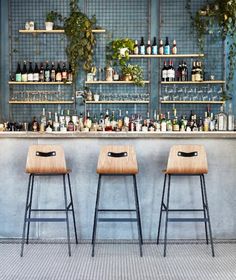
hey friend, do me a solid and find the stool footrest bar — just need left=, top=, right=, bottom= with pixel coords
left=98, top=218, right=137, bottom=222
left=30, top=208, right=72, bottom=212
left=26, top=218, right=67, bottom=222
left=168, top=218, right=207, bottom=222
left=98, top=209, right=136, bottom=212
left=164, top=209, right=204, bottom=212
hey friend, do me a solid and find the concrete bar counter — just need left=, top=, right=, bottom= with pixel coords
left=1, top=132, right=236, bottom=241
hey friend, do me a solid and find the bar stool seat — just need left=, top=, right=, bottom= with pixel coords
left=92, top=145, right=143, bottom=257
left=157, top=144, right=214, bottom=257
left=21, top=145, right=78, bottom=257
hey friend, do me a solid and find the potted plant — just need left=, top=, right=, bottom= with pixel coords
left=45, top=11, right=63, bottom=30
left=121, top=64, right=144, bottom=86
left=106, top=38, right=135, bottom=67
left=64, top=0, right=96, bottom=82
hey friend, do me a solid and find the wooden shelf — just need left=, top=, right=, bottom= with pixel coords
left=9, top=101, right=74, bottom=104
left=161, top=80, right=225, bottom=84
left=85, top=81, right=150, bottom=84
left=8, top=81, right=72, bottom=85
left=85, top=100, right=149, bottom=104
left=19, top=29, right=106, bottom=33
left=129, top=54, right=204, bottom=58
left=161, top=101, right=225, bottom=104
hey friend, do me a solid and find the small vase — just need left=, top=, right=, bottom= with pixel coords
left=123, top=74, right=132, bottom=81
left=45, top=22, right=54, bottom=31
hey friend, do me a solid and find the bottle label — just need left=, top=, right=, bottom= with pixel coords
left=159, top=46, right=164, bottom=55
left=27, top=73, right=33, bottom=82
left=152, top=46, right=157, bottom=55
left=33, top=73, right=39, bottom=82
left=146, top=46, right=151, bottom=55
left=133, top=46, right=139, bottom=55
left=56, top=72, right=62, bottom=82
left=162, top=70, right=168, bottom=79
left=164, top=46, right=170, bottom=55
left=45, top=70, right=50, bottom=82
left=172, top=46, right=177, bottom=55
left=22, top=73, right=28, bottom=82
left=140, top=46, right=145, bottom=55
left=15, top=73, right=22, bottom=82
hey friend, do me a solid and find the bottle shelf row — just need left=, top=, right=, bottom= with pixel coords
left=19, top=29, right=106, bottom=34
left=9, top=101, right=74, bottom=104
left=129, top=54, right=204, bottom=58
left=85, top=80, right=150, bottom=84
left=8, top=81, right=72, bottom=85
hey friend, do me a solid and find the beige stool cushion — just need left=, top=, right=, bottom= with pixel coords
left=97, top=145, right=138, bottom=175
left=25, top=145, right=69, bottom=174
left=165, top=144, right=208, bottom=174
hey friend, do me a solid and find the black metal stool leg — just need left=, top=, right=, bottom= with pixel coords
left=67, top=174, right=78, bottom=244
left=21, top=174, right=32, bottom=257
left=164, top=174, right=171, bottom=257
left=200, top=175, right=209, bottom=244
left=201, top=175, right=215, bottom=257
left=157, top=173, right=167, bottom=244
left=63, top=175, right=71, bottom=257
left=26, top=174, right=35, bottom=244
left=133, top=175, right=143, bottom=257
left=92, top=174, right=102, bottom=257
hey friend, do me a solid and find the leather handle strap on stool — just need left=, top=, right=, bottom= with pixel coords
left=36, top=151, right=56, bottom=157
left=177, top=151, right=198, bottom=157
left=107, top=152, right=128, bottom=158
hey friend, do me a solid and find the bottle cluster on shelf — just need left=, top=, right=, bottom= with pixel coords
left=161, top=60, right=204, bottom=82
left=13, top=61, right=73, bottom=83
left=3, top=105, right=234, bottom=133
left=133, top=36, right=177, bottom=55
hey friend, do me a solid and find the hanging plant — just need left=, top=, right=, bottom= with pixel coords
left=64, top=0, right=96, bottom=82
left=188, top=0, right=236, bottom=98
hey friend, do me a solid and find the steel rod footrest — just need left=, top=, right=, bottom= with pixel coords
left=26, top=218, right=66, bottom=222
left=167, top=218, right=207, bottom=222
left=98, top=209, right=136, bottom=212
left=98, top=218, right=137, bottom=222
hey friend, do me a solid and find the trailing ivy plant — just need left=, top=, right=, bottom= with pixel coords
left=187, top=0, right=236, bottom=99
left=64, top=0, right=96, bottom=82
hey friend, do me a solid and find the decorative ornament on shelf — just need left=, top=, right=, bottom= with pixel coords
left=187, top=0, right=236, bottom=99
left=45, top=11, right=63, bottom=30
left=121, top=64, right=144, bottom=87
left=64, top=0, right=97, bottom=82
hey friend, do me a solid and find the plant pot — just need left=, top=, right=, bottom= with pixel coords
left=122, top=74, right=132, bottom=81
left=119, top=47, right=129, bottom=57
left=45, top=22, right=54, bottom=31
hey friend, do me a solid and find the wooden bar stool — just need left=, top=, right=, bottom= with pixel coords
left=92, top=145, right=143, bottom=257
left=157, top=144, right=214, bottom=257
left=21, top=145, right=78, bottom=257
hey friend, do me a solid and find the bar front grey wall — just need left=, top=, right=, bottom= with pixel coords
left=0, top=135, right=236, bottom=240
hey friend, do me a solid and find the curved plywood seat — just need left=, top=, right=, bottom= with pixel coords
left=97, top=145, right=138, bottom=175
left=25, top=145, right=68, bottom=174
left=166, top=144, right=208, bottom=174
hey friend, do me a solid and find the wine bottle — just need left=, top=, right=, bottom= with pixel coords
left=172, top=39, right=177, bottom=54
left=167, top=60, right=175, bottom=82
left=44, top=61, right=50, bottom=82
left=161, top=61, right=168, bottom=82
left=164, top=37, right=170, bottom=55
left=140, top=37, right=145, bottom=55
left=152, top=37, right=157, bottom=55
left=15, top=62, right=22, bottom=82
left=56, top=62, right=62, bottom=82
left=21, top=61, right=28, bottom=82
left=68, top=64, right=73, bottom=82
left=191, top=61, right=196, bottom=82
left=159, top=39, right=164, bottom=55
left=62, top=62, right=68, bottom=82
left=33, top=62, right=39, bottom=82
left=39, top=62, right=44, bottom=82
left=50, top=62, right=56, bottom=82
left=146, top=40, right=151, bottom=55
left=27, top=61, right=34, bottom=82
left=133, top=40, right=139, bottom=55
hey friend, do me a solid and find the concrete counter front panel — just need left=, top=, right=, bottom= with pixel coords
left=0, top=133, right=236, bottom=241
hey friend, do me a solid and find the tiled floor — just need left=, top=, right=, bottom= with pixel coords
left=0, top=241, right=236, bottom=280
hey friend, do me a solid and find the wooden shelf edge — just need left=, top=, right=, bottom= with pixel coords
left=85, top=101, right=149, bottom=104
left=161, top=81, right=225, bottom=84
left=19, top=29, right=106, bottom=33
left=160, top=101, right=225, bottom=104
left=85, top=81, right=150, bottom=84
left=129, top=54, right=204, bottom=58
left=9, top=101, right=74, bottom=104
left=8, top=81, right=72, bottom=85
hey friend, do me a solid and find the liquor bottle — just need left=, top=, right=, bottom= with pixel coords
left=160, top=114, right=167, bottom=132
left=21, top=61, right=28, bottom=82
left=181, top=61, right=188, bottom=81
left=152, top=37, right=157, bottom=55
left=139, top=37, right=145, bottom=55
left=104, top=109, right=112, bottom=131
left=27, top=62, right=33, bottom=82
left=227, top=103, right=234, bottom=131
left=44, top=61, right=50, bottom=82
left=133, top=40, right=139, bottom=55
left=146, top=40, right=151, bottom=55
left=39, top=62, right=44, bottom=82
left=191, top=61, right=196, bottom=82
left=45, top=111, right=53, bottom=132
left=50, top=62, right=56, bottom=82
left=153, top=111, right=161, bottom=131
left=65, top=109, right=71, bottom=126
left=67, top=116, right=75, bottom=131
left=161, top=61, right=168, bottom=82
left=209, top=112, right=215, bottom=131
left=56, top=62, right=62, bottom=82
left=85, top=111, right=92, bottom=130
left=53, top=112, right=60, bottom=131
left=78, top=112, right=84, bottom=131
left=117, top=109, right=123, bottom=131
left=40, top=108, right=46, bottom=132
left=166, top=112, right=172, bottom=131
left=62, top=62, right=68, bottom=82
left=158, top=39, right=164, bottom=55
left=172, top=108, right=179, bottom=131
left=203, top=111, right=209, bottom=132
left=198, top=116, right=204, bottom=131
left=164, top=37, right=170, bottom=55
left=110, top=111, right=117, bottom=131
left=176, top=63, right=182, bottom=81
left=167, top=60, right=175, bottom=81
left=172, top=39, right=177, bottom=54
left=99, top=112, right=105, bottom=131
left=31, top=116, right=39, bottom=132
left=33, top=62, right=40, bottom=82
left=195, top=61, right=201, bottom=82
left=68, top=64, right=73, bottom=82
left=124, top=111, right=130, bottom=129
left=15, top=62, right=22, bottom=82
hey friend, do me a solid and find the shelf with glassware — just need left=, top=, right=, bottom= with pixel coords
left=85, top=100, right=149, bottom=104
left=160, top=81, right=225, bottom=85
left=18, top=29, right=106, bottom=34
left=160, top=100, right=225, bottom=104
